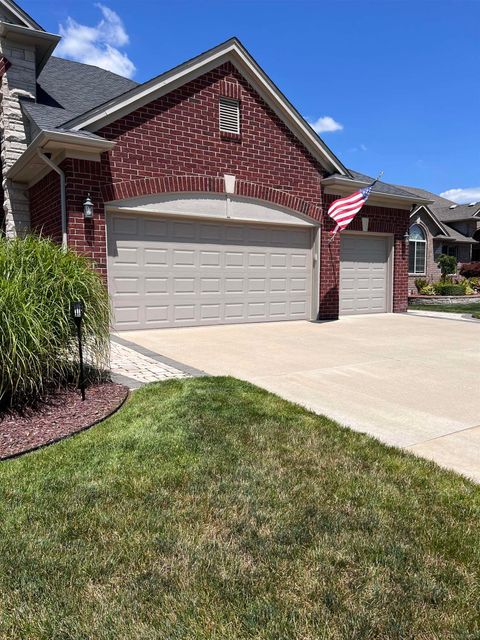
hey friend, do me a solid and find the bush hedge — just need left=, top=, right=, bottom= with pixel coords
left=460, top=262, right=480, bottom=277
left=0, top=235, right=110, bottom=408
left=434, top=283, right=465, bottom=296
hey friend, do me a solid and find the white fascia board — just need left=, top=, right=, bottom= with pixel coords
left=6, top=130, right=115, bottom=183
left=322, top=177, right=431, bottom=210
left=410, top=204, right=449, bottom=236
left=66, top=40, right=348, bottom=176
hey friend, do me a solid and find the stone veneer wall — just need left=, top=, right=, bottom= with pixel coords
left=0, top=37, right=36, bottom=236
left=409, top=294, right=480, bottom=306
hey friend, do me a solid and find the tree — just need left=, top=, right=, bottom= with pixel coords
left=437, top=254, right=457, bottom=281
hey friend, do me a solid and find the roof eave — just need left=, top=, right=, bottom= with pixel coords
left=0, top=22, right=60, bottom=72
left=6, top=130, right=115, bottom=183
left=434, top=235, right=478, bottom=244
left=62, top=38, right=349, bottom=177
left=437, top=215, right=480, bottom=223
left=322, top=176, right=433, bottom=208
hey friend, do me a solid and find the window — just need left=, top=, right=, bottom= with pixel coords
left=409, top=224, right=426, bottom=274
left=219, top=97, right=240, bottom=134
left=441, top=245, right=458, bottom=258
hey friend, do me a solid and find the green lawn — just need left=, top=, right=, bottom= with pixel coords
left=0, top=378, right=479, bottom=640
left=409, top=302, right=480, bottom=319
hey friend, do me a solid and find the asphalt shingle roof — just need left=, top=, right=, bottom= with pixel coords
left=435, top=227, right=478, bottom=244
left=328, top=170, right=425, bottom=200
left=395, top=184, right=453, bottom=208
left=433, top=204, right=480, bottom=222
left=397, top=184, right=479, bottom=244
left=24, top=56, right=138, bottom=131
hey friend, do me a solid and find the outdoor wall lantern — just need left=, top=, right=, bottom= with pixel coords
left=404, top=230, right=410, bottom=247
left=361, top=217, right=369, bottom=232
left=83, top=194, right=94, bottom=219
left=70, top=301, right=86, bottom=401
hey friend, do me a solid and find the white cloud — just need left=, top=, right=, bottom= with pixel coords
left=56, top=4, right=135, bottom=78
left=348, top=143, right=368, bottom=153
left=307, top=116, right=343, bottom=134
left=439, top=187, right=480, bottom=204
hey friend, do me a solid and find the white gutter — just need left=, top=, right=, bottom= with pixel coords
left=36, top=150, right=67, bottom=250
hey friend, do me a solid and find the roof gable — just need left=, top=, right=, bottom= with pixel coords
left=63, top=38, right=349, bottom=176
left=0, top=0, right=43, bottom=30
left=410, top=204, right=449, bottom=236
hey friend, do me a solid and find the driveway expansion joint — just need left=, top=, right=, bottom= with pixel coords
left=407, top=423, right=480, bottom=448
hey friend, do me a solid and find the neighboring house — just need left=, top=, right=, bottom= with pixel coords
left=396, top=186, right=480, bottom=292
left=0, top=0, right=428, bottom=328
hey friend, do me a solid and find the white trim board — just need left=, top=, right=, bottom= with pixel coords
left=106, top=193, right=320, bottom=228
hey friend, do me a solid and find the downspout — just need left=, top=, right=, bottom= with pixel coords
left=36, top=150, right=67, bottom=250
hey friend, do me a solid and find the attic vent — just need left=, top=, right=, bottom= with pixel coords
left=449, top=204, right=457, bottom=209
left=219, top=97, right=240, bottom=134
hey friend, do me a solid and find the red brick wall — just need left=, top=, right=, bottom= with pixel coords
left=63, top=158, right=108, bottom=276
left=97, top=62, right=326, bottom=206
left=28, top=61, right=410, bottom=319
left=29, top=170, right=62, bottom=242
left=319, top=195, right=410, bottom=319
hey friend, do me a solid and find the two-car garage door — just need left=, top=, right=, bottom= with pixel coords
left=108, top=214, right=314, bottom=330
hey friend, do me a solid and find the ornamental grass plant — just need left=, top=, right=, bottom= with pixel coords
left=0, top=235, right=110, bottom=408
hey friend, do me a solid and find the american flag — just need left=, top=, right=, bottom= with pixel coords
left=327, top=181, right=376, bottom=237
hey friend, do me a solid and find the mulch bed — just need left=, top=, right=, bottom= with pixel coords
left=0, top=382, right=129, bottom=461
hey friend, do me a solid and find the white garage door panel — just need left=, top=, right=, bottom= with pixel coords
left=340, top=234, right=389, bottom=315
left=108, top=215, right=313, bottom=329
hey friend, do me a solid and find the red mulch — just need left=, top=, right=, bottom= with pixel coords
left=0, top=382, right=129, bottom=461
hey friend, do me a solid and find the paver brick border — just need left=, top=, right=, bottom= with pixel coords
left=110, top=335, right=209, bottom=378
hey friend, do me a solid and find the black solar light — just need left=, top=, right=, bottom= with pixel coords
left=71, top=301, right=86, bottom=401
left=83, top=194, right=94, bottom=220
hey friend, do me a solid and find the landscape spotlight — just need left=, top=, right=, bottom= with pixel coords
left=70, top=301, right=86, bottom=401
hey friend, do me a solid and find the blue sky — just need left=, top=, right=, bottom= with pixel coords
left=24, top=0, right=480, bottom=201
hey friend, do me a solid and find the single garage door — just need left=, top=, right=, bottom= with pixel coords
left=108, top=214, right=314, bottom=330
left=340, top=234, right=390, bottom=315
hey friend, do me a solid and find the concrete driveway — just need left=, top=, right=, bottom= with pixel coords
left=119, top=314, right=480, bottom=482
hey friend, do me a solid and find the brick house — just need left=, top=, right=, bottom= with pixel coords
left=394, top=185, right=480, bottom=292
left=0, top=0, right=429, bottom=329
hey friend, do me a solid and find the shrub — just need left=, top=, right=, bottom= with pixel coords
left=434, top=283, right=465, bottom=296
left=0, top=235, right=110, bottom=408
left=460, top=262, right=480, bottom=277
left=460, top=278, right=476, bottom=295
left=414, top=278, right=428, bottom=293
left=468, top=277, right=480, bottom=291
left=419, top=284, right=436, bottom=295
left=436, top=254, right=458, bottom=280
